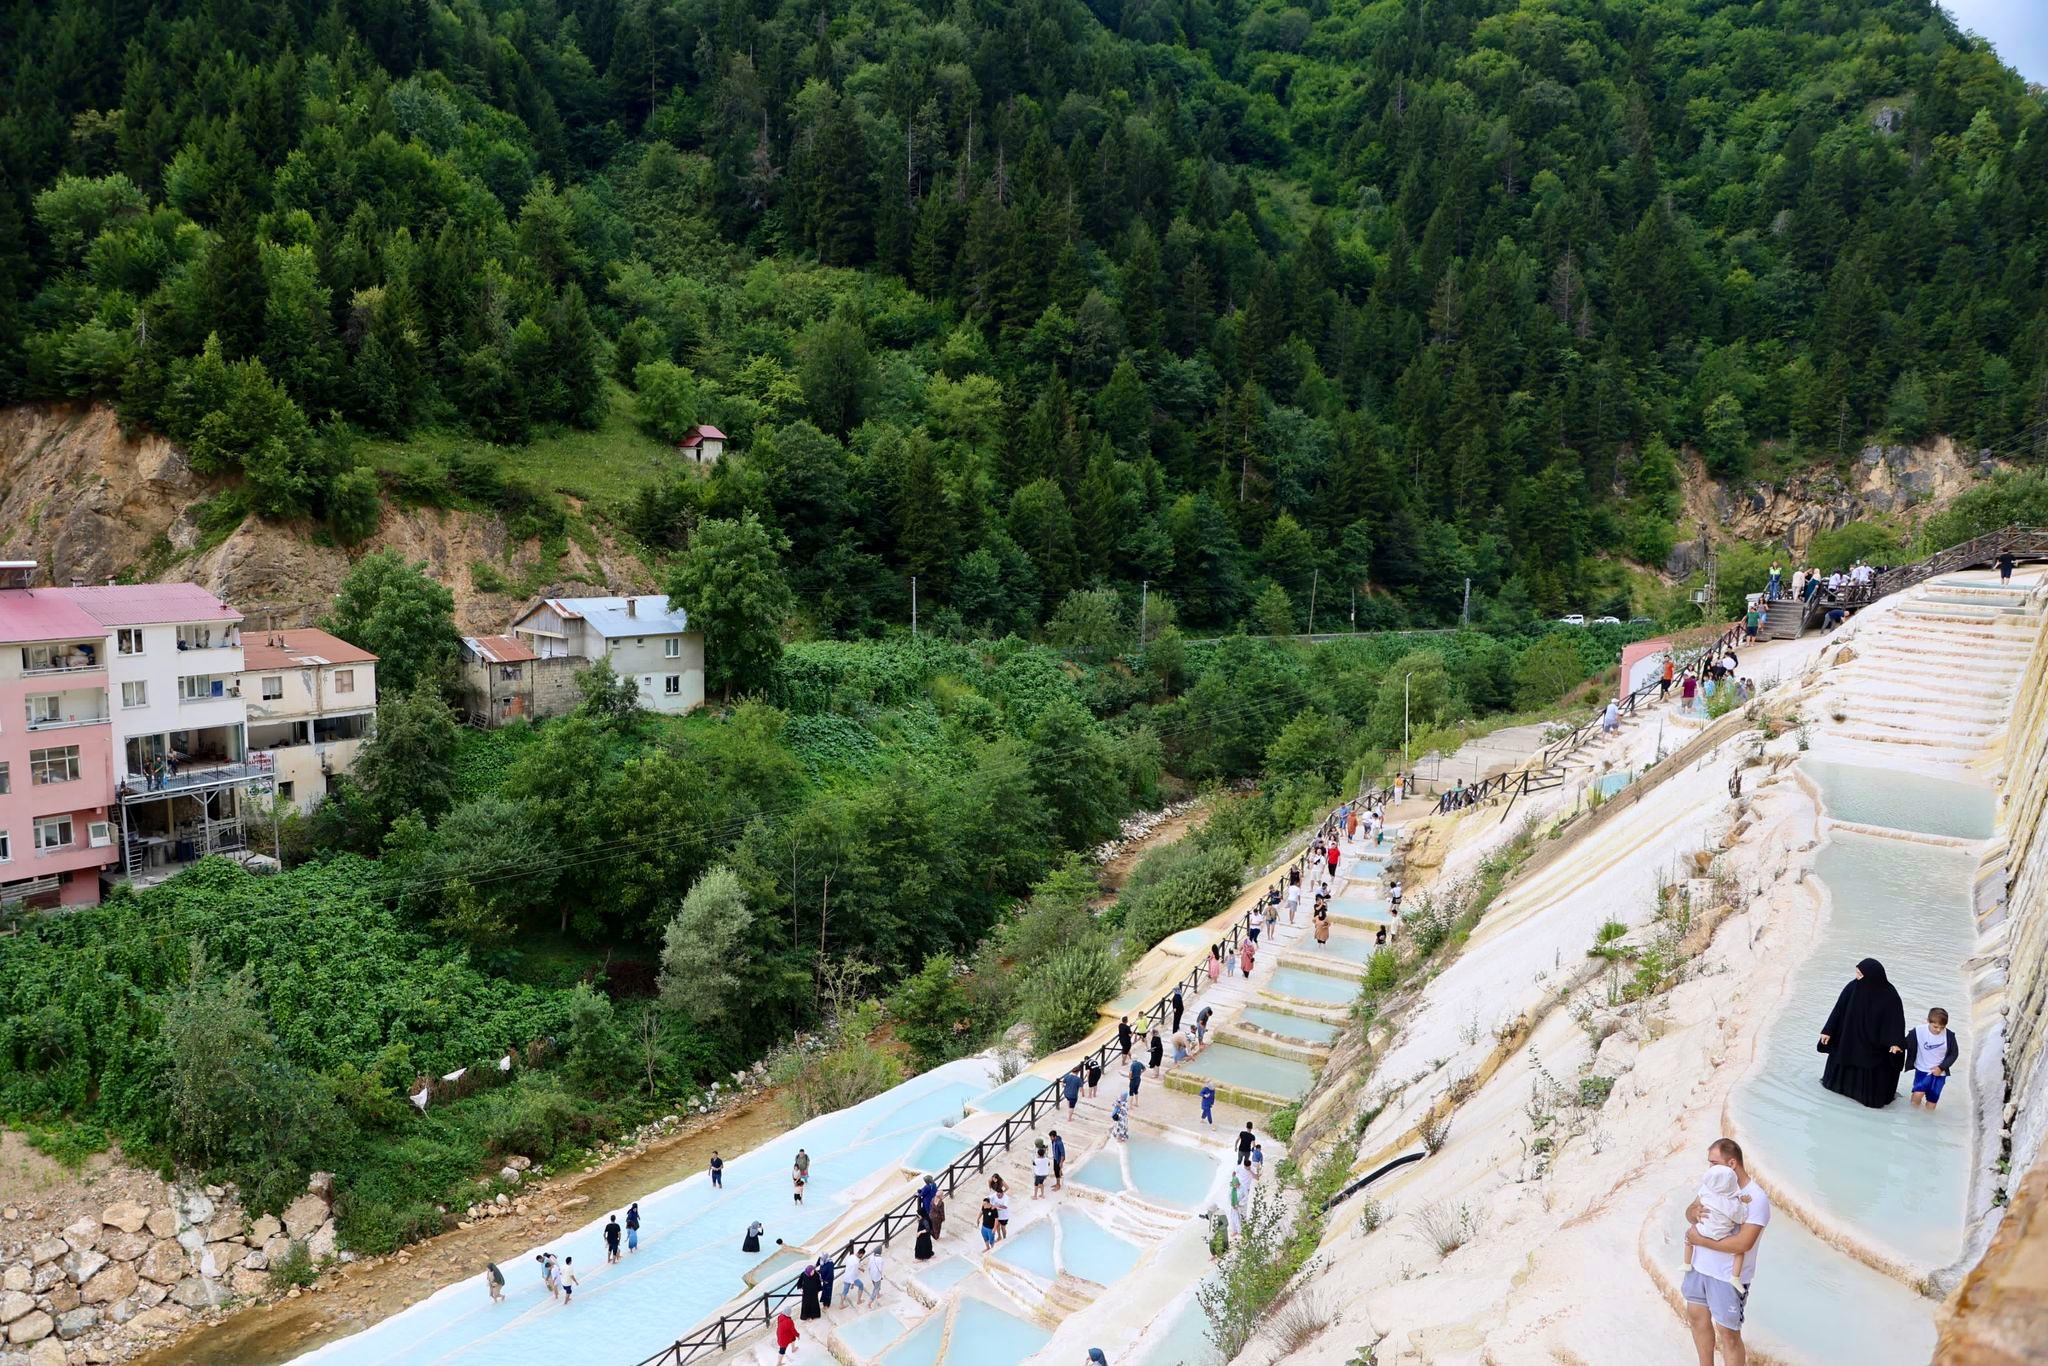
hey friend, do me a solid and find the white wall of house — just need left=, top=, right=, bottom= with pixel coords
left=602, top=632, right=705, bottom=714
left=242, top=658, right=377, bottom=810
left=105, top=621, right=246, bottom=779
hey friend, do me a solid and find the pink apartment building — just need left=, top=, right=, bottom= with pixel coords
left=0, top=563, right=120, bottom=909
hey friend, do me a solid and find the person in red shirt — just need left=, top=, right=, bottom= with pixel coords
left=776, top=1310, right=800, bottom=1357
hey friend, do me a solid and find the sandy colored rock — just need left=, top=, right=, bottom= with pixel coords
left=239, top=1249, right=268, bottom=1272
left=5, top=1309, right=53, bottom=1344
left=60, top=1218, right=99, bottom=1254
left=1, top=1267, right=27, bottom=1293
left=279, top=1195, right=328, bottom=1239
left=80, top=1262, right=136, bottom=1305
left=228, top=1265, right=269, bottom=1298
left=247, top=1215, right=282, bottom=1245
left=136, top=1242, right=188, bottom=1287
left=200, top=1243, right=242, bottom=1278
left=0, top=1292, right=34, bottom=1324
left=27, top=1338, right=68, bottom=1366
left=27, top=1241, right=67, bottom=1268
left=305, top=1221, right=338, bottom=1261
left=203, top=1212, right=244, bottom=1244
left=126, top=1305, right=188, bottom=1333
left=259, top=1235, right=292, bottom=1266
left=99, top=1231, right=148, bottom=1264
left=143, top=1209, right=178, bottom=1240
left=99, top=1203, right=149, bottom=1235
left=43, top=1282, right=78, bottom=1315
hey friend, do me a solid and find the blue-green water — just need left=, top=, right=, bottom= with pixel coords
left=1178, top=1043, right=1314, bottom=1100
left=1125, top=1137, right=1218, bottom=1209
left=837, top=1310, right=907, bottom=1358
left=969, top=1075, right=1053, bottom=1113
left=1802, top=759, right=1995, bottom=839
left=1057, top=1209, right=1142, bottom=1283
left=1240, top=1007, right=1341, bottom=1044
left=1263, top=965, right=1360, bottom=1006
left=879, top=1312, right=945, bottom=1366
left=946, top=1296, right=1051, bottom=1363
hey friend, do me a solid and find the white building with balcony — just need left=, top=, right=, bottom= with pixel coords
left=506, top=594, right=705, bottom=716
left=62, top=584, right=262, bottom=882
left=238, top=628, right=377, bottom=811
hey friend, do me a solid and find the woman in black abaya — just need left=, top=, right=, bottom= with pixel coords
left=1817, top=958, right=1906, bottom=1107
left=797, top=1260, right=823, bottom=1320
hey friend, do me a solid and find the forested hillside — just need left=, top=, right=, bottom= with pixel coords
left=4, top=0, right=2044, bottom=626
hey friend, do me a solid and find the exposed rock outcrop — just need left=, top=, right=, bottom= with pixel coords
left=0, top=401, right=654, bottom=632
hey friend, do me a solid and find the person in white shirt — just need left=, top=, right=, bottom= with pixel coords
left=1285, top=882, right=1303, bottom=924
left=1904, top=1007, right=1960, bottom=1109
left=1683, top=1137, right=1770, bottom=1366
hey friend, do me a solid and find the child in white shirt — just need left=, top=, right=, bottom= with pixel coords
left=1684, top=1165, right=1747, bottom=1280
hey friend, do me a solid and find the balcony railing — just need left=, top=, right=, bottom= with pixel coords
left=119, top=754, right=272, bottom=801
left=25, top=712, right=110, bottom=731
left=19, top=659, right=105, bottom=677
left=177, top=685, right=242, bottom=705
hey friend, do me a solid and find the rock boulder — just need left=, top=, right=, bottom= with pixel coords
left=144, top=1210, right=178, bottom=1240
left=81, top=1261, right=138, bottom=1305
left=54, top=1305, right=100, bottom=1339
left=280, top=1194, right=328, bottom=1239
left=168, top=1276, right=229, bottom=1310
left=136, top=1242, right=188, bottom=1287
left=0, top=1291, right=34, bottom=1324
left=61, top=1217, right=101, bottom=1253
left=5, top=1310, right=54, bottom=1345
left=62, top=1249, right=109, bottom=1286
left=99, top=1202, right=150, bottom=1235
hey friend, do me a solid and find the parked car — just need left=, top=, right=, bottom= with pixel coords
left=1557, top=614, right=1587, bottom=626
left=1629, top=616, right=1656, bottom=625
left=1594, top=615, right=1621, bottom=624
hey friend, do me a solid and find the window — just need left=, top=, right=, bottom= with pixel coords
left=34, top=816, right=74, bottom=852
left=118, top=628, right=144, bottom=655
left=334, top=669, right=355, bottom=694
left=261, top=676, right=284, bottom=700
left=88, top=821, right=113, bottom=848
left=30, top=746, right=81, bottom=785
left=664, top=675, right=682, bottom=696
left=25, top=694, right=60, bottom=726
left=121, top=680, right=148, bottom=709
left=278, top=781, right=295, bottom=802
left=0, top=830, right=8, bottom=862
left=0, top=761, right=9, bottom=794
left=175, top=624, right=217, bottom=650
left=664, top=637, right=682, bottom=658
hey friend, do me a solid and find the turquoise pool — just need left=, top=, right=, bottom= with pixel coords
left=1802, top=759, right=1995, bottom=839
left=991, top=1217, right=1057, bottom=1280
left=1179, top=1043, right=1314, bottom=1100
left=837, top=1310, right=907, bottom=1358
left=1306, top=930, right=1379, bottom=964
left=902, top=1130, right=971, bottom=1172
left=1594, top=771, right=1633, bottom=798
left=1068, top=1152, right=1124, bottom=1196
left=947, top=1297, right=1051, bottom=1363
left=1329, top=896, right=1392, bottom=924
left=1264, top=965, right=1361, bottom=1006
left=880, top=1312, right=945, bottom=1366
left=1058, top=1209, right=1141, bottom=1283
left=1139, top=1289, right=1223, bottom=1366
left=1125, top=1136, right=1217, bottom=1209
left=969, top=1075, right=1055, bottom=1113
left=1240, top=1008, right=1341, bottom=1045
left=912, top=1256, right=976, bottom=1296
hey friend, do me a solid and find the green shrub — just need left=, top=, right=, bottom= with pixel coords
left=269, top=1239, right=318, bottom=1289
left=1021, top=944, right=1124, bottom=1052
left=1362, top=948, right=1403, bottom=1000
left=1266, top=1103, right=1300, bottom=1143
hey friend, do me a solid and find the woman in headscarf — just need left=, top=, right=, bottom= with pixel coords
left=797, top=1259, right=823, bottom=1320
left=1818, top=958, right=1907, bottom=1107
left=913, top=1210, right=935, bottom=1261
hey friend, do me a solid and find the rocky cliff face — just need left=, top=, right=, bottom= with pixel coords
left=0, top=403, right=655, bottom=633
left=1666, top=438, right=2006, bottom=576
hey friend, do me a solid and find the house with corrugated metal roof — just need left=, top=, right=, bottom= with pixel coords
left=490, top=594, right=705, bottom=721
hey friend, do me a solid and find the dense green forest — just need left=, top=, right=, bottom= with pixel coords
left=4, top=0, right=2046, bottom=626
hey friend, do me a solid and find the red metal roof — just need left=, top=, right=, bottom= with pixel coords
left=463, top=633, right=537, bottom=664
left=678, top=425, right=727, bottom=445
left=0, top=590, right=109, bottom=645
left=242, top=628, right=378, bottom=671
left=59, top=583, right=241, bottom=627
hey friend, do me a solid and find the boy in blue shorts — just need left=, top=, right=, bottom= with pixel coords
left=1904, top=1007, right=1959, bottom=1110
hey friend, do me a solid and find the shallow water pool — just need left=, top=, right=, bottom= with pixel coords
left=1732, top=830, right=1977, bottom=1271
left=947, top=1296, right=1051, bottom=1363
left=1594, top=771, right=1633, bottom=798
left=837, top=1309, right=908, bottom=1358
left=1125, top=1136, right=1219, bottom=1209
left=1178, top=1043, right=1314, bottom=1100
left=1801, top=759, right=1995, bottom=839
left=1329, top=896, right=1393, bottom=924
left=1058, top=1209, right=1143, bottom=1283
left=969, top=1074, right=1055, bottom=1113
left=902, top=1130, right=972, bottom=1173
left=1162, top=928, right=1216, bottom=954
left=991, top=1218, right=1058, bottom=1280
left=1263, top=965, right=1361, bottom=1006
left=1240, top=1008, right=1342, bottom=1045
left=1137, top=1285, right=1223, bottom=1366
left=296, top=1060, right=993, bottom=1366
left=912, top=1256, right=976, bottom=1296
left=1305, top=930, right=1380, bottom=964
left=879, top=1311, right=945, bottom=1366
left=1067, top=1151, right=1125, bottom=1196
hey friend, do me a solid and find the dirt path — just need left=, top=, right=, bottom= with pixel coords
left=1093, top=795, right=1212, bottom=903
left=131, top=1099, right=789, bottom=1366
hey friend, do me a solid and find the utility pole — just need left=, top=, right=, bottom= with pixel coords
left=1138, top=580, right=1148, bottom=659
left=1461, top=577, right=1471, bottom=627
left=1403, top=671, right=1413, bottom=775
left=911, top=576, right=918, bottom=637
left=1305, top=569, right=1318, bottom=642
